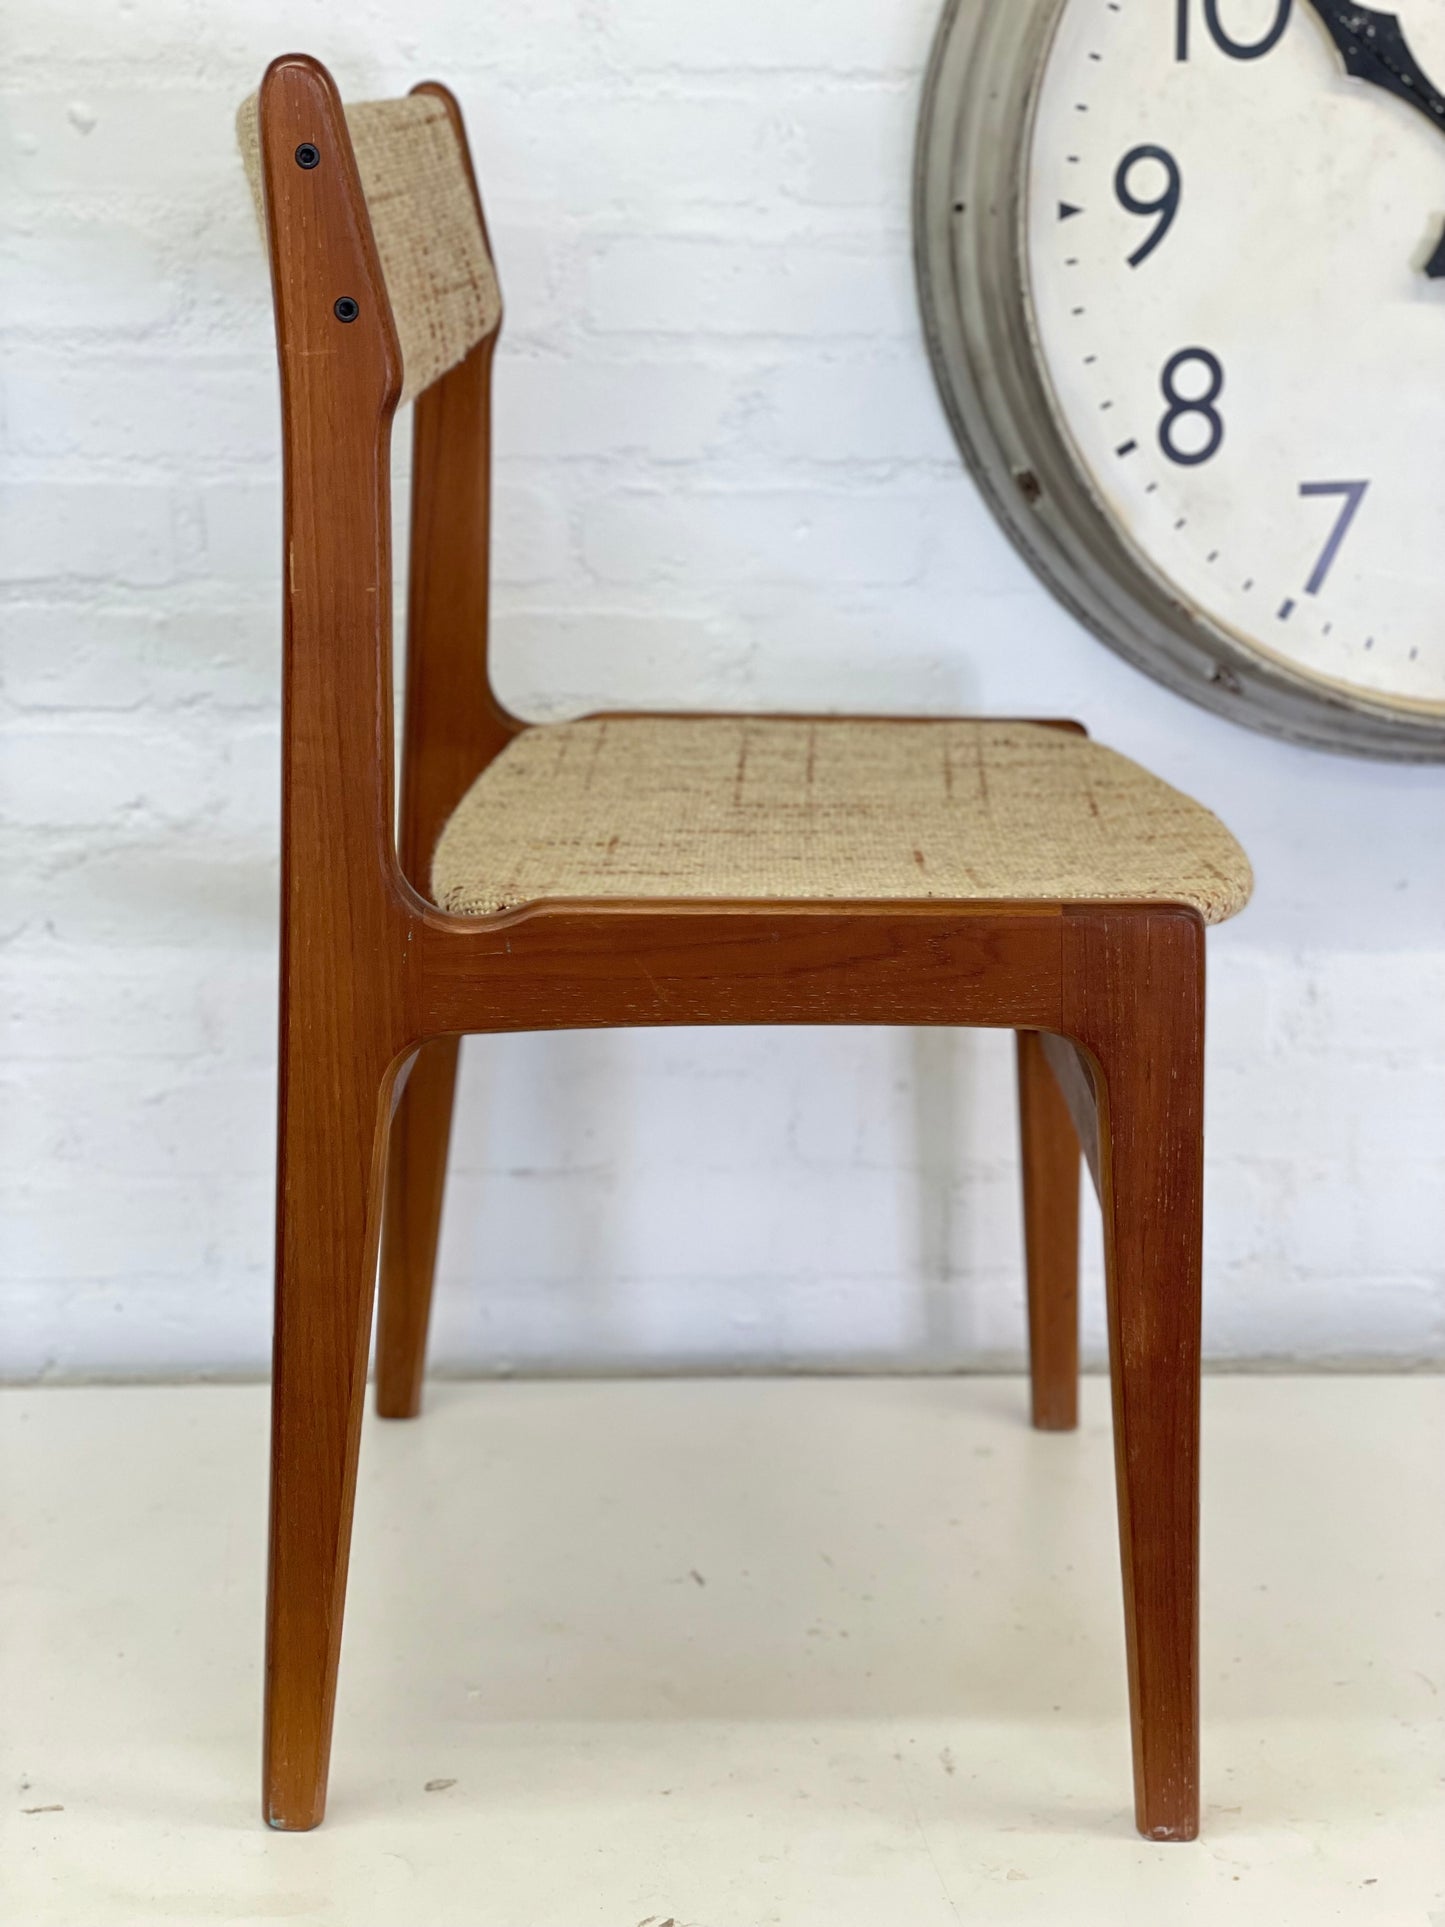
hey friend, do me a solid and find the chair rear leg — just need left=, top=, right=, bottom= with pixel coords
left=376, top=1036, right=460, bottom=1418
left=1015, top=1029, right=1081, bottom=1431
left=265, top=1035, right=400, bottom=1831
left=1067, top=909, right=1205, bottom=1842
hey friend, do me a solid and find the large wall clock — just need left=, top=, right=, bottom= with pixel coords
left=915, top=0, right=1445, bottom=759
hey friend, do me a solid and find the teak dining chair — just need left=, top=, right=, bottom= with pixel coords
left=241, top=55, right=1253, bottom=1841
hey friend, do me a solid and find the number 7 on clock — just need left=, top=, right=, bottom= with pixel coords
left=1300, top=481, right=1369, bottom=596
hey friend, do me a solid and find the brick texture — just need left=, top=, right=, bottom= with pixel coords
left=1, top=1, right=1441, bottom=1378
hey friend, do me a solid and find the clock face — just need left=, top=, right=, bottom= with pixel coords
left=1026, top=0, right=1445, bottom=716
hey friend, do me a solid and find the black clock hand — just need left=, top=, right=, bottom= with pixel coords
left=1301, top=0, right=1445, bottom=128
left=1301, top=1, right=1445, bottom=275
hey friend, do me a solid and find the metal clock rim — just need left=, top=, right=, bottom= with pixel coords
left=913, top=0, right=1445, bottom=762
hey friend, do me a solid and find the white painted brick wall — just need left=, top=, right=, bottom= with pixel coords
left=1, top=0, right=1442, bottom=1380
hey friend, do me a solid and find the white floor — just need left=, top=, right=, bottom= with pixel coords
left=1, top=1377, right=1441, bottom=1926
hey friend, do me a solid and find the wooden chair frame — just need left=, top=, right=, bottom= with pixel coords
left=257, top=55, right=1206, bottom=1841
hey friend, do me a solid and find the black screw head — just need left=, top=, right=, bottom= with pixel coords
left=333, top=296, right=360, bottom=323
left=295, top=143, right=320, bottom=169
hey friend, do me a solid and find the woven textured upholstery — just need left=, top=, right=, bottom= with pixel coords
left=431, top=718, right=1253, bottom=923
left=237, top=90, right=500, bottom=405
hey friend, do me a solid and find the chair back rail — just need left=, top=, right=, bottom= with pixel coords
left=255, top=53, right=405, bottom=948
left=247, top=55, right=515, bottom=910
left=240, top=80, right=501, bottom=405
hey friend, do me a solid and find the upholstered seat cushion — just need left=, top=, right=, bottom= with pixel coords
left=431, top=717, right=1253, bottom=924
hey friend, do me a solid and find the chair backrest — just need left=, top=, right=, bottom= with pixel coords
left=242, top=55, right=518, bottom=923
left=237, top=84, right=502, bottom=404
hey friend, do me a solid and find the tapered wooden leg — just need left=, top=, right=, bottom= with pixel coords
left=1065, top=909, right=1205, bottom=1842
left=265, top=1037, right=402, bottom=1831
left=1015, top=1029, right=1081, bottom=1431
left=376, top=1036, right=459, bottom=1419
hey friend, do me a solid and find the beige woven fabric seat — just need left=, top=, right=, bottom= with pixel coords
left=431, top=717, right=1253, bottom=924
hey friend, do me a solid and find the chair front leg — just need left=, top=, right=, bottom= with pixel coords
left=1064, top=908, right=1205, bottom=1842
left=376, top=1035, right=460, bottom=1418
left=265, top=1025, right=406, bottom=1831
left=1015, top=1029, right=1082, bottom=1431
